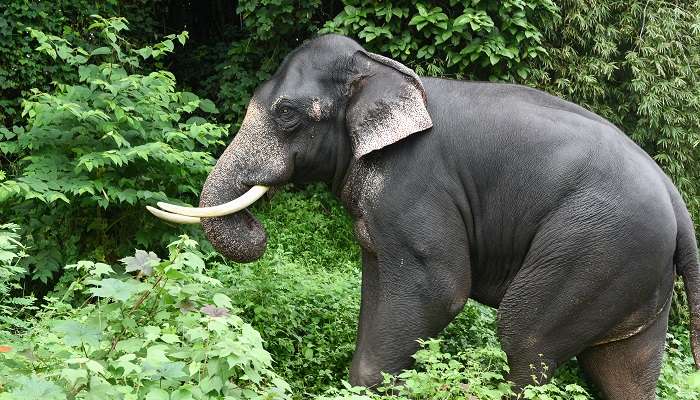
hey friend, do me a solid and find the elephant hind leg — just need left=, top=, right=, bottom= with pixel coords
left=577, top=299, right=669, bottom=400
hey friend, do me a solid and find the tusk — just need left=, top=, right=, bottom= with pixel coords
left=156, top=185, right=269, bottom=218
left=146, top=206, right=201, bottom=224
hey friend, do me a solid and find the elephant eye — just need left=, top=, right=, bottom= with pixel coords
left=279, top=106, right=296, bottom=121
left=275, top=104, right=301, bottom=131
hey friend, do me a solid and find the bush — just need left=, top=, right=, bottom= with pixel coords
left=0, top=16, right=228, bottom=282
left=214, top=259, right=360, bottom=397
left=320, top=0, right=559, bottom=81
left=0, top=236, right=290, bottom=399
left=207, top=185, right=361, bottom=396
left=0, top=1, right=117, bottom=127
left=0, top=223, right=34, bottom=338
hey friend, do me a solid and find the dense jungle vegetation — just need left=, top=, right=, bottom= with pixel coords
left=1, top=0, right=700, bottom=398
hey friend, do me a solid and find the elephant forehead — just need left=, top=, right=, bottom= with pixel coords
left=273, top=60, right=325, bottom=94
left=217, top=100, right=286, bottom=174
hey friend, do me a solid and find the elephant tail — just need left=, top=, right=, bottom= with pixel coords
left=672, top=190, right=700, bottom=369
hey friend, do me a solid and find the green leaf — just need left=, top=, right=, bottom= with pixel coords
left=161, top=333, right=180, bottom=344
left=177, top=32, right=188, bottom=45
left=54, top=320, right=102, bottom=348
left=88, top=278, right=146, bottom=302
left=212, top=293, right=232, bottom=309
left=90, top=46, right=111, bottom=56
left=84, top=378, right=121, bottom=400
left=7, top=376, right=66, bottom=400
left=113, top=353, right=141, bottom=377
left=454, top=13, right=472, bottom=27
left=198, top=99, right=218, bottom=114
left=171, top=387, right=194, bottom=400
left=135, top=46, right=152, bottom=59
left=517, top=67, right=529, bottom=80
left=85, top=360, right=106, bottom=375
left=60, top=367, right=88, bottom=386
left=145, top=388, right=170, bottom=400
left=408, top=15, right=424, bottom=26
left=144, top=325, right=161, bottom=341
left=91, top=262, right=114, bottom=277
left=162, top=39, right=174, bottom=52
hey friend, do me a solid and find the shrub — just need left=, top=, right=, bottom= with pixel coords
left=0, top=1, right=116, bottom=127
left=0, top=223, right=34, bottom=338
left=206, top=185, right=361, bottom=396
left=0, top=16, right=228, bottom=282
left=204, top=0, right=331, bottom=124
left=320, top=0, right=559, bottom=80
left=317, top=309, right=593, bottom=400
left=215, top=259, right=360, bottom=398
left=0, top=236, right=290, bottom=399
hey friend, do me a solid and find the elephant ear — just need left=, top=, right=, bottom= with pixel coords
left=345, top=51, right=433, bottom=158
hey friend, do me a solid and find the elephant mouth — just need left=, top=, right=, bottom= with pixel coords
left=200, top=209, right=267, bottom=263
left=146, top=184, right=271, bottom=263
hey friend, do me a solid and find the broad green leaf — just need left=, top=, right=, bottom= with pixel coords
left=54, top=320, right=102, bottom=348
left=91, top=262, right=114, bottom=277
left=88, top=278, right=146, bottom=302
left=198, top=99, right=218, bottom=114
left=90, top=46, right=111, bottom=56
left=7, top=376, right=66, bottom=400
left=60, top=367, right=87, bottom=386
left=113, top=353, right=142, bottom=377
left=160, top=333, right=180, bottom=344
left=145, top=388, right=169, bottom=400
left=212, top=293, right=232, bottom=309
left=144, top=326, right=161, bottom=341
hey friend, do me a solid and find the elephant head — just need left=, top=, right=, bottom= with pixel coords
left=148, top=34, right=432, bottom=262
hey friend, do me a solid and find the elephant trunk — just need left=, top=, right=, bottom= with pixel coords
left=147, top=98, right=286, bottom=263
left=198, top=160, right=267, bottom=263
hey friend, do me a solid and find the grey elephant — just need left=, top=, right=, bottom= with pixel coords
left=148, top=35, right=700, bottom=399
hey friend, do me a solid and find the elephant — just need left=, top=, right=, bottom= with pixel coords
left=147, top=34, right=700, bottom=399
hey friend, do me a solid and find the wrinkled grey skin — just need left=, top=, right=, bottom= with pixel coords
left=198, top=35, right=700, bottom=399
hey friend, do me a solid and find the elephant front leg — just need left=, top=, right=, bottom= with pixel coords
left=349, top=250, right=469, bottom=388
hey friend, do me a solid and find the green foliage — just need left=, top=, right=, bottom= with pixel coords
left=0, top=223, right=34, bottom=338
left=253, top=186, right=359, bottom=271
left=320, top=0, right=559, bottom=80
left=657, top=323, right=700, bottom=399
left=0, top=16, right=228, bottom=281
left=0, top=1, right=119, bottom=127
left=0, top=236, right=290, bottom=399
left=0, top=224, right=26, bottom=291
left=208, top=186, right=361, bottom=395
left=317, top=312, right=593, bottom=400
left=0, top=0, right=167, bottom=128
left=214, top=259, right=360, bottom=397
